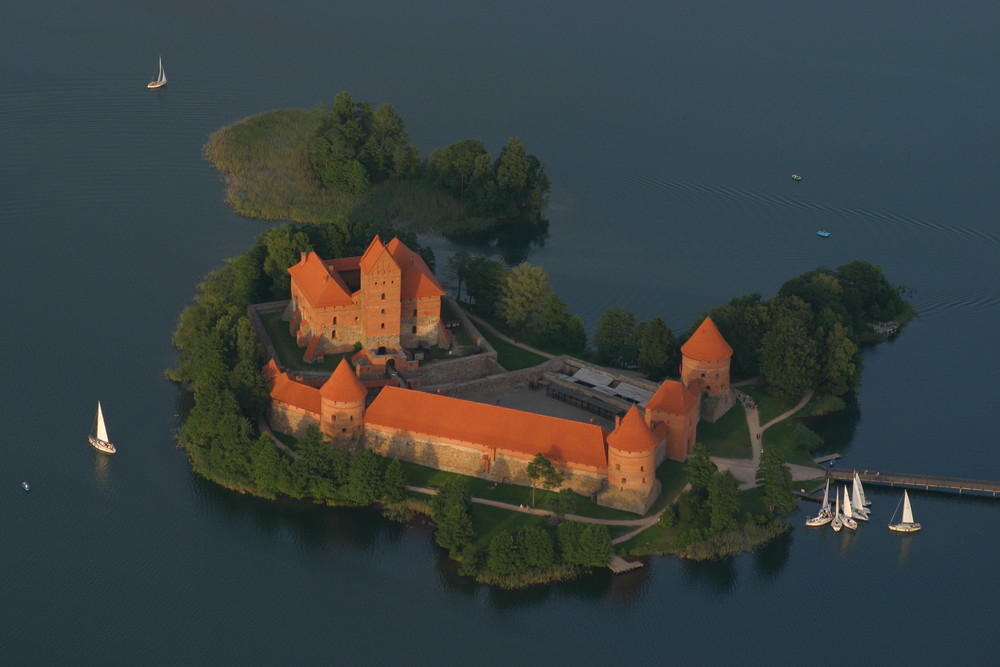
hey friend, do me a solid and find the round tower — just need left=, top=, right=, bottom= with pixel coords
left=319, top=359, right=368, bottom=438
left=606, top=406, right=659, bottom=492
left=680, top=316, right=733, bottom=396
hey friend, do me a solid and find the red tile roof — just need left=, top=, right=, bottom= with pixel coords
left=681, top=316, right=733, bottom=362
left=386, top=237, right=444, bottom=299
left=288, top=251, right=353, bottom=307
left=607, top=406, right=659, bottom=453
left=359, top=235, right=390, bottom=275
left=319, top=359, right=368, bottom=403
left=365, top=386, right=608, bottom=469
left=646, top=379, right=700, bottom=415
left=270, top=373, right=321, bottom=415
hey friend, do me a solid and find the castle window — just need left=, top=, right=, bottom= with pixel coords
left=616, top=464, right=620, bottom=471
left=332, top=330, right=337, bottom=338
left=381, top=293, right=386, bottom=300
left=640, top=465, right=645, bottom=472
left=381, top=308, right=385, bottom=315
left=341, top=428, right=347, bottom=433
left=642, top=477, right=646, bottom=484
left=412, top=326, right=417, bottom=334
left=333, top=316, right=337, bottom=325
left=380, top=323, right=385, bottom=329
left=622, top=477, right=627, bottom=484
left=413, top=309, right=417, bottom=317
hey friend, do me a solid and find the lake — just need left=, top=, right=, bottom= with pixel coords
left=2, top=1, right=998, bottom=662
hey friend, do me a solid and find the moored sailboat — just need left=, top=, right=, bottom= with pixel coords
left=147, top=56, right=167, bottom=89
left=831, top=488, right=843, bottom=532
left=888, top=490, right=921, bottom=533
left=840, top=486, right=858, bottom=531
left=88, top=401, right=116, bottom=454
left=850, top=474, right=870, bottom=521
left=854, top=471, right=871, bottom=508
left=805, top=478, right=833, bottom=527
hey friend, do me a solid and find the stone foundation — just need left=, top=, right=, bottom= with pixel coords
left=700, top=389, right=735, bottom=423
left=597, top=479, right=661, bottom=515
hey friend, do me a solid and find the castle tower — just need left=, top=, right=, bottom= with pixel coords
left=359, top=235, right=403, bottom=349
left=680, top=316, right=733, bottom=396
left=319, top=359, right=368, bottom=438
left=606, top=406, right=660, bottom=491
left=645, top=380, right=700, bottom=461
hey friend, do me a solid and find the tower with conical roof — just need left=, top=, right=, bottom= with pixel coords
left=319, top=359, right=368, bottom=438
left=680, top=316, right=733, bottom=396
left=606, top=406, right=660, bottom=492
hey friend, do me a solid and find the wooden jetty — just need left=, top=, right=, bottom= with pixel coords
left=608, top=555, right=643, bottom=574
left=827, top=467, right=1000, bottom=497
left=812, top=453, right=841, bottom=465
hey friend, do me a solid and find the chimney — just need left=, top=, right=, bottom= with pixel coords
left=614, top=415, right=621, bottom=428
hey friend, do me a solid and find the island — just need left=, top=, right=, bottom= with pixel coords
left=171, top=99, right=915, bottom=589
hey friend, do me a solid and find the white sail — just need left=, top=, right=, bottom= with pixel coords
left=821, top=479, right=830, bottom=512
left=854, top=472, right=871, bottom=507
left=843, top=486, right=853, bottom=519
left=158, top=57, right=166, bottom=84
left=902, top=490, right=915, bottom=524
left=96, top=401, right=109, bottom=442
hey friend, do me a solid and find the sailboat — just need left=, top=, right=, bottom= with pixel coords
left=88, top=401, right=116, bottom=454
left=851, top=474, right=870, bottom=521
left=854, top=471, right=871, bottom=508
left=147, top=56, right=167, bottom=89
left=831, top=488, right=843, bottom=532
left=888, top=490, right=921, bottom=533
left=805, top=478, right=833, bottom=527
left=841, top=486, right=858, bottom=530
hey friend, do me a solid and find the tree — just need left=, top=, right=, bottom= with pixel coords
left=557, top=521, right=612, bottom=567
left=498, top=263, right=555, bottom=334
left=707, top=470, right=741, bottom=532
left=526, top=453, right=562, bottom=506
left=594, top=308, right=638, bottom=368
left=382, top=458, right=408, bottom=505
left=759, top=312, right=820, bottom=401
left=446, top=251, right=473, bottom=302
left=636, top=317, right=678, bottom=380
left=822, top=322, right=861, bottom=396
left=546, top=488, right=578, bottom=519
left=487, top=530, right=524, bottom=576
left=518, top=525, right=555, bottom=569
left=684, top=443, right=717, bottom=492
left=431, top=477, right=475, bottom=557
left=756, top=448, right=795, bottom=514
left=464, top=256, right=509, bottom=316
left=708, top=294, right=771, bottom=378
left=346, top=448, right=383, bottom=505
left=428, top=139, right=490, bottom=199
left=260, top=225, right=312, bottom=298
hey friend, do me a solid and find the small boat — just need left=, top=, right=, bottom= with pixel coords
left=831, top=489, right=843, bottom=532
left=792, top=174, right=802, bottom=181
left=817, top=231, right=831, bottom=238
left=841, top=486, right=858, bottom=531
left=851, top=473, right=870, bottom=520
left=888, top=490, right=921, bottom=533
left=22, top=481, right=30, bottom=492
left=805, top=478, right=833, bottom=527
left=854, top=471, right=871, bottom=508
left=147, top=56, right=167, bottom=89
left=88, top=401, right=116, bottom=455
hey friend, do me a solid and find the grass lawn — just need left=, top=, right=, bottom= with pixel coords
left=398, top=459, right=639, bottom=520
left=744, top=389, right=799, bottom=426
left=260, top=310, right=350, bottom=373
left=479, top=329, right=547, bottom=370
left=697, top=404, right=752, bottom=458
left=762, top=421, right=824, bottom=466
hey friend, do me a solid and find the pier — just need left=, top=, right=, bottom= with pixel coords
left=827, top=467, right=1000, bottom=497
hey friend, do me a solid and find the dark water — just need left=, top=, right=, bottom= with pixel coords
left=3, top=1, right=999, bottom=662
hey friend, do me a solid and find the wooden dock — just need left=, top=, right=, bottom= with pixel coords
left=827, top=467, right=1000, bottom=497
left=608, top=555, right=643, bottom=574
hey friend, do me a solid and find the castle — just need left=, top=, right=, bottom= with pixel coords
left=264, top=236, right=734, bottom=514
left=284, top=235, right=447, bottom=362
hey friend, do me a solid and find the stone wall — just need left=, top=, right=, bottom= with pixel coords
left=700, top=389, right=735, bottom=424
left=269, top=402, right=319, bottom=439
left=597, top=480, right=661, bottom=515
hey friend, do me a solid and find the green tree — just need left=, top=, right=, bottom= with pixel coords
left=487, top=530, right=524, bottom=576
left=446, top=251, right=473, bottom=302
left=822, top=322, right=861, bottom=396
left=756, top=448, right=795, bottom=514
left=248, top=433, right=284, bottom=495
left=428, top=139, right=490, bottom=199
left=498, top=263, right=555, bottom=334
left=261, top=225, right=312, bottom=297
left=684, top=443, right=717, bottom=492
left=346, top=448, right=383, bottom=505
left=594, top=308, right=638, bottom=368
left=526, top=453, right=563, bottom=506
left=759, top=311, right=820, bottom=401
left=382, top=458, right=408, bottom=504
left=636, top=317, right=678, bottom=380
left=518, top=525, right=555, bottom=569
left=558, top=521, right=612, bottom=567
left=546, top=488, right=578, bottom=519
left=707, top=470, right=741, bottom=532
left=464, top=256, right=509, bottom=316
left=431, top=477, right=475, bottom=557
left=708, top=294, right=771, bottom=378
